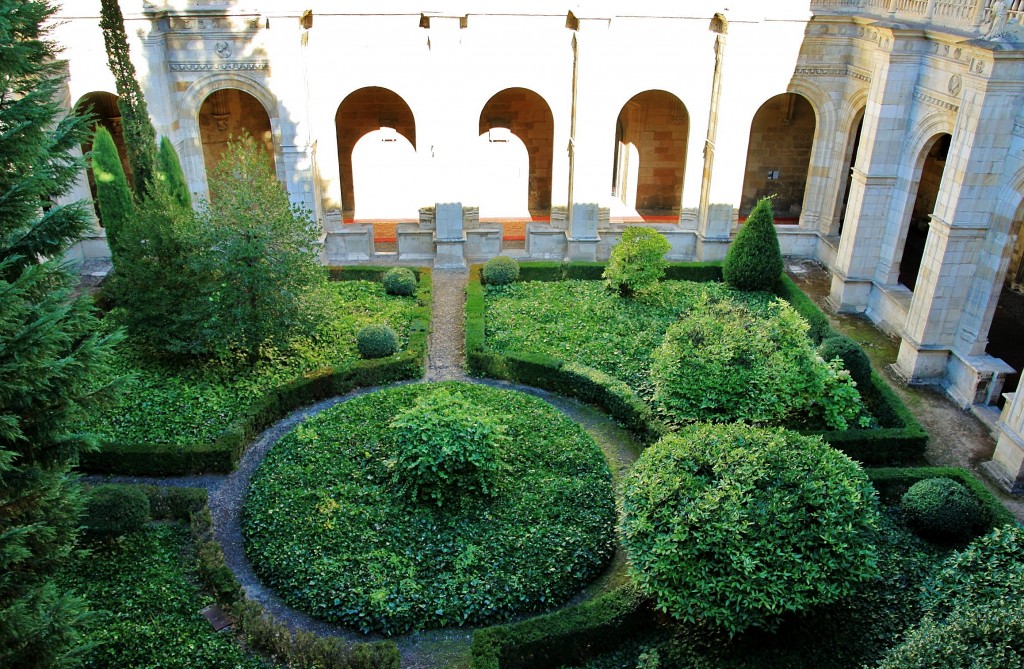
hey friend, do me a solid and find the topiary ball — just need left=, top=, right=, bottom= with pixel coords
left=482, top=255, right=520, bottom=285
left=84, top=484, right=151, bottom=540
left=901, top=477, right=989, bottom=543
left=356, top=324, right=398, bottom=359
left=382, top=267, right=417, bottom=296
left=819, top=334, right=873, bottom=388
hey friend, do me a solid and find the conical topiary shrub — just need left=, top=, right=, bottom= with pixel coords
left=91, top=125, right=135, bottom=261
left=156, top=135, right=192, bottom=210
left=723, top=196, right=784, bottom=291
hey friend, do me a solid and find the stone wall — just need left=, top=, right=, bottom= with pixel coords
left=740, top=93, right=815, bottom=218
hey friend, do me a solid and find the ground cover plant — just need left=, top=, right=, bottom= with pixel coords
left=58, top=523, right=263, bottom=668
left=243, top=382, right=617, bottom=635
left=484, top=278, right=869, bottom=428
left=85, top=279, right=419, bottom=447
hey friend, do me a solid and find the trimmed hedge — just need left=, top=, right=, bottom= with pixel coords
left=80, top=270, right=431, bottom=475
left=469, top=263, right=927, bottom=463
left=470, top=586, right=650, bottom=669
left=866, top=466, right=1016, bottom=530
left=83, top=483, right=206, bottom=522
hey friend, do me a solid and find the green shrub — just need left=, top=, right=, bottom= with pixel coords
left=877, top=526, right=1024, bottom=668
left=155, top=135, right=191, bottom=210
left=774, top=274, right=833, bottom=343
left=651, top=294, right=866, bottom=428
left=901, top=477, right=989, bottom=543
left=381, top=267, right=417, bottom=296
left=390, top=389, right=504, bottom=505
left=90, top=124, right=135, bottom=260
left=723, top=197, right=783, bottom=291
left=483, top=255, right=520, bottom=285
left=356, top=324, right=398, bottom=359
left=603, top=227, right=671, bottom=297
left=820, top=334, right=873, bottom=388
left=84, top=484, right=151, bottom=539
left=620, top=423, right=880, bottom=635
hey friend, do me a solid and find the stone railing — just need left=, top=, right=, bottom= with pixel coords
left=809, top=0, right=1023, bottom=38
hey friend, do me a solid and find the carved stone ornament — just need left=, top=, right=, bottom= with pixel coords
left=215, top=40, right=232, bottom=58
left=948, top=74, right=962, bottom=96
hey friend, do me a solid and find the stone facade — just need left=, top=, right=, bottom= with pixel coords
left=51, top=0, right=1024, bottom=487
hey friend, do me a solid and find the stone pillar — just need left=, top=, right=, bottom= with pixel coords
left=697, top=203, right=733, bottom=261
left=894, top=79, right=1019, bottom=387
left=567, top=202, right=600, bottom=260
left=434, top=202, right=467, bottom=269
left=984, top=391, right=1024, bottom=494
left=828, top=31, right=918, bottom=313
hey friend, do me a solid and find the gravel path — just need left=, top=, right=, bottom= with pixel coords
left=426, top=269, right=469, bottom=381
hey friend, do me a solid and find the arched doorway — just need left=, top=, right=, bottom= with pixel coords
left=198, top=88, right=276, bottom=178
left=351, top=128, right=419, bottom=219
left=898, top=134, right=951, bottom=291
left=475, top=128, right=530, bottom=219
left=75, top=91, right=131, bottom=220
left=740, top=93, right=816, bottom=221
left=478, top=88, right=554, bottom=219
left=835, top=109, right=865, bottom=236
left=610, top=90, right=689, bottom=219
left=986, top=201, right=1024, bottom=397
left=335, top=87, right=416, bottom=220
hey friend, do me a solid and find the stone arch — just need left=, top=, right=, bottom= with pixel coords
left=739, top=92, right=817, bottom=220
left=74, top=91, right=131, bottom=221
left=198, top=88, right=277, bottom=181
left=609, top=89, right=689, bottom=218
left=479, top=87, right=554, bottom=218
left=177, top=74, right=282, bottom=197
left=834, top=105, right=866, bottom=236
left=475, top=128, right=531, bottom=219
left=896, top=130, right=953, bottom=291
left=335, top=86, right=416, bottom=219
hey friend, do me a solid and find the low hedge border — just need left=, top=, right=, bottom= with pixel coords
left=79, top=269, right=432, bottom=476
left=84, top=484, right=401, bottom=669
left=866, top=466, right=1017, bottom=530
left=468, top=262, right=927, bottom=463
left=470, top=585, right=651, bottom=669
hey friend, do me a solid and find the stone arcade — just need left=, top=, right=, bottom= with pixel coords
left=52, top=0, right=1024, bottom=490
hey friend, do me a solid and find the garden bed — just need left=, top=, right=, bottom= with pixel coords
left=78, top=269, right=431, bottom=475
left=466, top=262, right=927, bottom=464
left=243, top=381, right=617, bottom=636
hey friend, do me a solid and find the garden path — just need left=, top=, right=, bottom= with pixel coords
left=426, top=268, right=469, bottom=381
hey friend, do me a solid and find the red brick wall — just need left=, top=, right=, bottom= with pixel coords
left=479, top=88, right=554, bottom=216
left=335, top=87, right=416, bottom=217
left=618, top=90, right=688, bottom=215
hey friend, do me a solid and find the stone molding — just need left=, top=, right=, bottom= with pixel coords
left=913, top=87, right=960, bottom=112
left=169, top=62, right=269, bottom=72
left=793, top=65, right=872, bottom=82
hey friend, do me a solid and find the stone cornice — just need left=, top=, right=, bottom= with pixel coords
left=168, top=62, right=269, bottom=72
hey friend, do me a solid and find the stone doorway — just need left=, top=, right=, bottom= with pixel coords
left=898, top=134, right=950, bottom=292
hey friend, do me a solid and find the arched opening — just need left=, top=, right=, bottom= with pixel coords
left=479, top=88, right=554, bottom=219
left=75, top=91, right=131, bottom=221
left=987, top=201, right=1024, bottom=397
left=610, top=90, right=689, bottom=219
left=335, top=87, right=416, bottom=220
left=198, top=88, right=276, bottom=177
left=351, top=128, right=419, bottom=219
left=475, top=128, right=530, bottom=219
left=836, top=109, right=865, bottom=236
left=898, top=134, right=951, bottom=291
left=740, top=93, right=816, bottom=221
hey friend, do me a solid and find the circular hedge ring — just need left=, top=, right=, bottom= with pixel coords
left=243, top=382, right=616, bottom=635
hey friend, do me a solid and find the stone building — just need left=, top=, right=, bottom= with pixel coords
left=52, top=0, right=1024, bottom=491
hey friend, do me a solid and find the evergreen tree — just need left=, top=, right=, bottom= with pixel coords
left=155, top=136, right=192, bottom=210
left=98, top=0, right=157, bottom=198
left=722, top=196, right=784, bottom=291
left=0, top=1, right=121, bottom=666
left=90, top=125, right=134, bottom=261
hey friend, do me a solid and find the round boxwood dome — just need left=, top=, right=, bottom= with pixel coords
left=901, top=477, right=989, bottom=543
left=243, top=382, right=616, bottom=635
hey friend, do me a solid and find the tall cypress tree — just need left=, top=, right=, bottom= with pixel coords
left=155, top=136, right=192, bottom=210
left=98, top=0, right=157, bottom=198
left=0, top=1, right=121, bottom=665
left=91, top=125, right=135, bottom=261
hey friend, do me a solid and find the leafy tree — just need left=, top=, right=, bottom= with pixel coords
left=0, top=1, right=121, bottom=664
left=192, top=134, right=326, bottom=360
left=723, top=196, right=784, bottom=291
left=155, top=136, right=191, bottom=211
left=99, top=0, right=157, bottom=197
left=89, top=125, right=134, bottom=260
left=603, top=227, right=671, bottom=297
left=650, top=293, right=867, bottom=428
left=620, top=423, right=880, bottom=636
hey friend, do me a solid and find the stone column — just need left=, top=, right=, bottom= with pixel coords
left=434, top=202, right=467, bottom=269
left=567, top=202, right=599, bottom=260
left=828, top=30, right=918, bottom=313
left=984, top=391, right=1024, bottom=493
